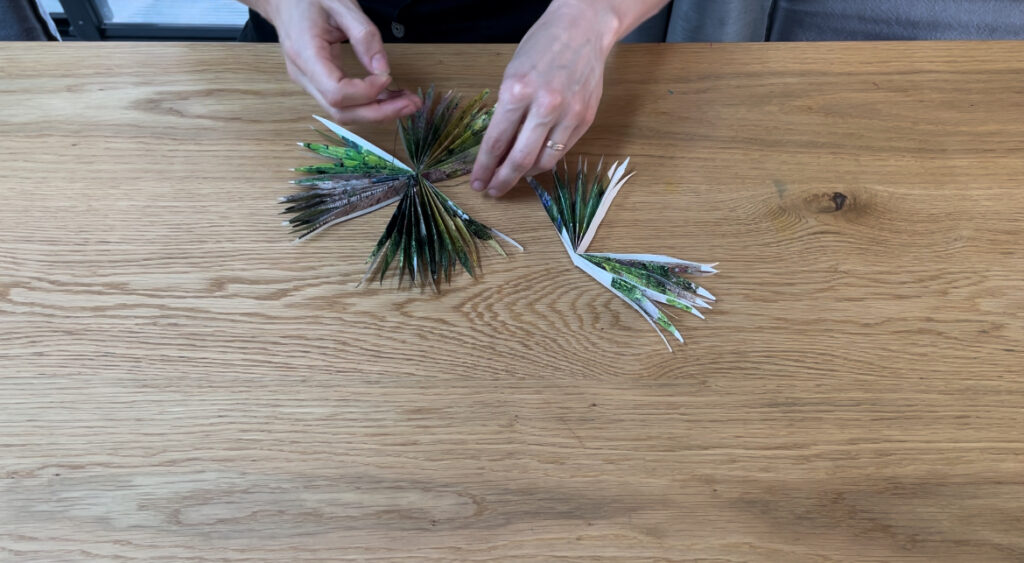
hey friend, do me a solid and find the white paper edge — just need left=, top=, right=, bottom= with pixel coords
left=577, top=158, right=634, bottom=253
left=556, top=227, right=673, bottom=351
left=584, top=253, right=719, bottom=274
left=641, top=287, right=705, bottom=320
left=491, top=228, right=524, bottom=251
left=290, top=196, right=402, bottom=244
left=312, top=115, right=413, bottom=172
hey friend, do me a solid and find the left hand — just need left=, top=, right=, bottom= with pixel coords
left=470, top=0, right=620, bottom=197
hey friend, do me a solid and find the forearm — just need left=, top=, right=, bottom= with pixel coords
left=546, top=0, right=672, bottom=47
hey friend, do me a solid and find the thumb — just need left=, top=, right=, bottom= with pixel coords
left=325, top=2, right=389, bottom=75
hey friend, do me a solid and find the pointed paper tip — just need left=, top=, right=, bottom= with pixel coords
left=697, top=286, right=715, bottom=300
left=491, top=229, right=524, bottom=251
left=281, top=220, right=291, bottom=226
left=607, top=158, right=631, bottom=180
left=607, top=161, right=620, bottom=179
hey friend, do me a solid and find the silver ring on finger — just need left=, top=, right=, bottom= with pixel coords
left=544, top=139, right=567, bottom=152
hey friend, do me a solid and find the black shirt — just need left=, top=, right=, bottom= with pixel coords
left=240, top=1, right=553, bottom=43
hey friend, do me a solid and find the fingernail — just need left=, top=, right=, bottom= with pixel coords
left=371, top=54, right=389, bottom=75
left=487, top=189, right=500, bottom=197
left=471, top=181, right=485, bottom=192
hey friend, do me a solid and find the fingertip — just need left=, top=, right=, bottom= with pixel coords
left=353, top=95, right=423, bottom=122
left=484, top=176, right=508, bottom=197
left=471, top=154, right=495, bottom=182
left=470, top=165, right=492, bottom=192
left=398, top=102, right=419, bottom=117
left=371, top=53, right=389, bottom=75
left=400, top=92, right=422, bottom=110
left=370, top=73, right=392, bottom=89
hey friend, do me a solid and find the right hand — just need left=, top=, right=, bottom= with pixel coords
left=245, top=0, right=422, bottom=123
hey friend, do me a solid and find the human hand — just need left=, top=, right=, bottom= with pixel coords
left=243, top=0, right=422, bottom=122
left=469, top=0, right=619, bottom=197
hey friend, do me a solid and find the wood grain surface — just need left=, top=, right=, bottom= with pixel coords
left=1, top=41, right=1023, bottom=561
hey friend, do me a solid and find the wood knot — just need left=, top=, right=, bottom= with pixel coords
left=830, top=192, right=848, bottom=212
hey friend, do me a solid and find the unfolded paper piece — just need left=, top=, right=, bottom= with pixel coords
left=528, top=159, right=718, bottom=351
left=281, top=87, right=521, bottom=290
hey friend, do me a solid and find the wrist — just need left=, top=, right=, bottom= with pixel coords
left=548, top=0, right=669, bottom=47
left=546, top=0, right=622, bottom=53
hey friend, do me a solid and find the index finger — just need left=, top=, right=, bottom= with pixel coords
left=471, top=101, right=527, bottom=192
left=293, top=37, right=392, bottom=109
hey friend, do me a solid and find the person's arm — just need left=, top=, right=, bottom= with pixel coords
left=239, top=0, right=422, bottom=122
left=471, top=0, right=671, bottom=197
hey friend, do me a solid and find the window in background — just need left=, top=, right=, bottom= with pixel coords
left=41, top=0, right=65, bottom=15
left=49, top=0, right=251, bottom=40
left=104, top=0, right=247, bottom=26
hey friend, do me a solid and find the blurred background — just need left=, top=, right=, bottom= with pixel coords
left=17, top=0, right=249, bottom=40
left=5, top=0, right=1024, bottom=42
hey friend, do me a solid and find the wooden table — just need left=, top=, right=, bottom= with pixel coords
left=2, top=42, right=1023, bottom=561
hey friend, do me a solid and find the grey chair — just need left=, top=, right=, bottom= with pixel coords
left=627, top=0, right=1024, bottom=42
left=666, top=0, right=773, bottom=42
left=769, top=0, right=1024, bottom=40
left=0, top=0, right=58, bottom=40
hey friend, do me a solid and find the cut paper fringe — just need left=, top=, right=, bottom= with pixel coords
left=281, top=87, right=520, bottom=290
left=528, top=158, right=718, bottom=350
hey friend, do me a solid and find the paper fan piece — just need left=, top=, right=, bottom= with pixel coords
left=280, top=87, right=521, bottom=290
left=528, top=158, right=718, bottom=350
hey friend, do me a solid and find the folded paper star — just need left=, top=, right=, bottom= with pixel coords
left=528, top=159, right=718, bottom=350
left=280, top=87, right=521, bottom=290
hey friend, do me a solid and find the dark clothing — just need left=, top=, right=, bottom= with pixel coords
left=0, top=0, right=58, bottom=41
left=239, top=8, right=280, bottom=42
left=239, top=1, right=552, bottom=43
